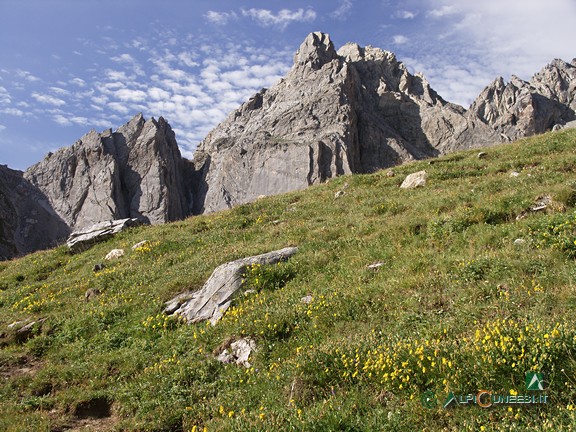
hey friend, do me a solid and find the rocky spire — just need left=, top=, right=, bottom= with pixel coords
left=24, top=114, right=191, bottom=230
left=294, top=32, right=338, bottom=70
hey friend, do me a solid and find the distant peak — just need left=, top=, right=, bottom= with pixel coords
left=294, top=32, right=338, bottom=70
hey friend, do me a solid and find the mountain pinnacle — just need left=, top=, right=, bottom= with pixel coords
left=294, top=32, right=338, bottom=70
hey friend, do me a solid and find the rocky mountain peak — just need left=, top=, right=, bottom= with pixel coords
left=294, top=31, right=338, bottom=70
left=24, top=114, right=190, bottom=231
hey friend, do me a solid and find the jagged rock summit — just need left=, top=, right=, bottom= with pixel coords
left=193, top=32, right=572, bottom=212
left=24, top=113, right=191, bottom=231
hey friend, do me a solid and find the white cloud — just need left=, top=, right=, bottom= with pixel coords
left=108, top=102, right=130, bottom=114
left=148, top=87, right=171, bottom=100
left=53, top=114, right=72, bottom=126
left=114, top=89, right=148, bottom=103
left=241, top=8, right=316, bottom=30
left=112, top=53, right=136, bottom=63
left=105, top=70, right=129, bottom=82
left=178, top=52, right=199, bottom=68
left=427, top=5, right=456, bottom=18
left=31, top=92, right=66, bottom=106
left=414, top=0, right=576, bottom=106
left=205, top=10, right=238, bottom=25
left=0, top=108, right=25, bottom=116
left=0, top=124, right=6, bottom=132
left=331, top=0, right=353, bottom=20
left=393, top=35, right=409, bottom=45
left=16, top=69, right=40, bottom=82
left=395, top=10, right=417, bottom=19
left=49, top=87, right=70, bottom=96
left=0, top=86, right=10, bottom=105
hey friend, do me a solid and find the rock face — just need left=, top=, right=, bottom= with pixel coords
left=0, top=165, right=69, bottom=260
left=24, top=114, right=190, bottom=231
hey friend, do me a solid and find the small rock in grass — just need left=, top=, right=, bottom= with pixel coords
left=400, top=170, right=427, bottom=189
left=131, top=240, right=150, bottom=250
left=105, top=249, right=124, bottom=260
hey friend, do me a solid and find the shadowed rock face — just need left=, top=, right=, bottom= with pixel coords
left=24, top=114, right=190, bottom=231
left=0, top=165, right=69, bottom=260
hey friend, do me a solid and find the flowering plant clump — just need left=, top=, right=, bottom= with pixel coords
left=295, top=318, right=576, bottom=405
left=529, top=211, right=576, bottom=257
left=134, top=241, right=159, bottom=254
left=142, top=313, right=185, bottom=332
left=241, top=261, right=296, bottom=292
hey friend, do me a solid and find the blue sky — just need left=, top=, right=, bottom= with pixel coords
left=1, top=0, right=575, bottom=170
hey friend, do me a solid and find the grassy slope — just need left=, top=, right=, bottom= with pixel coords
left=2, top=130, right=576, bottom=431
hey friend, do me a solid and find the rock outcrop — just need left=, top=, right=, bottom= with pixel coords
left=65, top=218, right=144, bottom=254
left=165, top=247, right=298, bottom=325
left=0, top=165, right=69, bottom=260
left=24, top=114, right=191, bottom=231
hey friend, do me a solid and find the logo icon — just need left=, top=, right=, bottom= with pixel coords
left=420, top=390, right=437, bottom=409
left=526, top=372, right=545, bottom=391
left=443, top=392, right=458, bottom=408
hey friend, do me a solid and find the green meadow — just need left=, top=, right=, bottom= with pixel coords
left=2, top=129, right=576, bottom=431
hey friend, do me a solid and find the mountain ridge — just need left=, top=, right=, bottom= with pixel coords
left=1, top=32, right=575, bottom=259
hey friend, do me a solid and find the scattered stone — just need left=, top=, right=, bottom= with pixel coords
left=256, top=195, right=267, bottom=200
left=514, top=238, right=527, bottom=245
left=165, top=247, right=298, bottom=325
left=386, top=170, right=395, bottom=178
left=7, top=318, right=47, bottom=343
left=67, top=218, right=145, bottom=254
left=105, top=249, right=124, bottom=260
left=85, top=288, right=102, bottom=302
left=8, top=319, right=31, bottom=330
left=163, top=291, right=197, bottom=315
left=92, top=263, right=105, bottom=272
left=300, top=295, right=313, bottom=304
left=552, top=124, right=564, bottom=131
left=531, top=195, right=552, bottom=212
left=400, top=171, right=427, bottom=189
left=516, top=194, right=555, bottom=220
left=510, top=171, right=520, bottom=177
left=477, top=152, right=488, bottom=159
left=367, top=262, right=385, bottom=269
left=131, top=240, right=150, bottom=250
left=215, top=337, right=256, bottom=368
left=334, top=190, right=345, bottom=198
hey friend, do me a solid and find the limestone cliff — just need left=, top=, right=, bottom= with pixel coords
left=191, top=32, right=505, bottom=213
left=2, top=33, right=575, bottom=260
left=24, top=114, right=190, bottom=230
